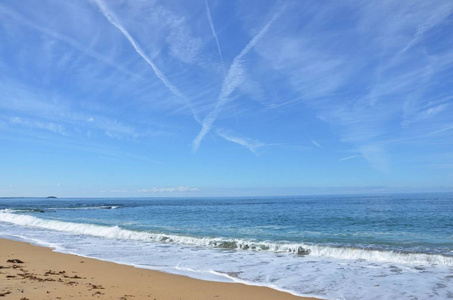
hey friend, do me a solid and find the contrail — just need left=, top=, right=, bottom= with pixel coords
left=192, top=10, right=282, bottom=152
left=93, top=0, right=201, bottom=124
left=205, top=0, right=240, bottom=127
left=205, top=0, right=226, bottom=76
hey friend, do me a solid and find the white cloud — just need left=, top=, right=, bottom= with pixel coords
left=249, top=0, right=453, bottom=172
left=310, top=139, right=321, bottom=148
left=0, top=80, right=144, bottom=139
left=10, top=117, right=66, bottom=135
left=92, top=0, right=202, bottom=124
left=0, top=3, right=142, bottom=80
left=217, top=129, right=265, bottom=156
left=192, top=9, right=283, bottom=152
left=359, top=145, right=389, bottom=173
left=166, top=23, right=202, bottom=64
left=339, top=155, right=361, bottom=162
left=139, top=186, right=199, bottom=193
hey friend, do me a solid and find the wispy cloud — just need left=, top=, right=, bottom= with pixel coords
left=0, top=3, right=142, bottom=80
left=395, top=2, right=453, bottom=57
left=92, top=0, right=201, bottom=124
left=310, top=138, right=321, bottom=148
left=192, top=8, right=284, bottom=152
left=249, top=0, right=453, bottom=172
left=165, top=19, right=202, bottom=65
left=217, top=128, right=265, bottom=155
left=139, top=186, right=199, bottom=193
left=9, top=117, right=66, bottom=136
left=339, top=155, right=361, bottom=162
left=359, top=145, right=389, bottom=173
left=402, top=96, right=452, bottom=129
left=0, top=80, right=143, bottom=140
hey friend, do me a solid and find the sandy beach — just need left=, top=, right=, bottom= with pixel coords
left=0, top=238, right=317, bottom=300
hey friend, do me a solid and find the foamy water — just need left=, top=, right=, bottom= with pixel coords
left=0, top=194, right=452, bottom=299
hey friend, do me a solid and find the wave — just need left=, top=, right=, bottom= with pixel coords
left=1, top=208, right=45, bottom=213
left=49, top=205, right=121, bottom=210
left=1, top=211, right=452, bottom=266
left=1, top=206, right=120, bottom=213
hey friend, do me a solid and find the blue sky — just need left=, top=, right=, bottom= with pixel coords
left=1, top=0, right=453, bottom=197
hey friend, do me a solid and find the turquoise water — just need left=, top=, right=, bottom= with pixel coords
left=1, top=193, right=452, bottom=299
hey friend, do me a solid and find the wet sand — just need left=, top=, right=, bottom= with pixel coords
left=0, top=238, right=318, bottom=299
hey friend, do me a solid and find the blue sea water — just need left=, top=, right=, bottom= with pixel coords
left=0, top=193, right=452, bottom=299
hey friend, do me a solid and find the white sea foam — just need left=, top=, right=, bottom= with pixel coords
left=0, top=211, right=452, bottom=266
left=2, top=208, right=45, bottom=213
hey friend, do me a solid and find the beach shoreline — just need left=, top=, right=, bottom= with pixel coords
left=0, top=238, right=319, bottom=299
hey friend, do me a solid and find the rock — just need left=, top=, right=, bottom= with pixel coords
left=88, top=283, right=104, bottom=290
left=7, top=259, right=24, bottom=263
left=0, top=291, right=11, bottom=297
left=296, top=247, right=311, bottom=256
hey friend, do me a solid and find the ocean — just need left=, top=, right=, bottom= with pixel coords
left=0, top=193, right=452, bottom=299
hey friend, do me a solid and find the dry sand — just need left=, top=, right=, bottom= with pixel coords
left=0, top=238, right=318, bottom=300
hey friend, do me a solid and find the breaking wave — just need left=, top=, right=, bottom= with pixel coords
left=1, top=208, right=46, bottom=213
left=1, top=211, right=452, bottom=266
left=49, top=205, right=121, bottom=210
left=1, top=206, right=120, bottom=213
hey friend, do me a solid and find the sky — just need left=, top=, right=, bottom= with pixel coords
left=1, top=0, right=453, bottom=197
